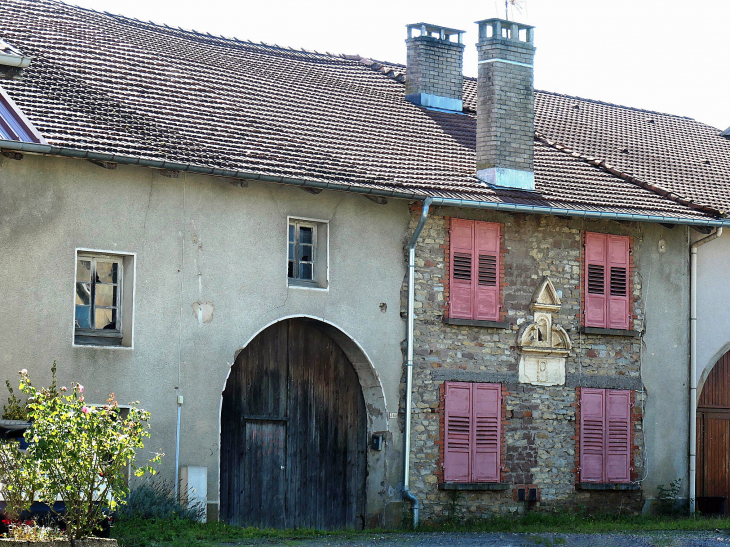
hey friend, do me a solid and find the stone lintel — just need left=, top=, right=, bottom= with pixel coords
left=443, top=318, right=510, bottom=329
left=439, top=482, right=511, bottom=491
left=566, top=374, right=643, bottom=391
left=432, top=369, right=518, bottom=384
left=577, top=482, right=640, bottom=491
left=579, top=326, right=641, bottom=337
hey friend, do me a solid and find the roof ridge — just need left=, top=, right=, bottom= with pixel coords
left=47, top=0, right=356, bottom=62
left=352, top=56, right=406, bottom=82
left=534, top=132, right=725, bottom=218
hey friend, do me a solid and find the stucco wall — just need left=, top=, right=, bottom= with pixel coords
left=696, top=231, right=730, bottom=395
left=0, top=153, right=410, bottom=523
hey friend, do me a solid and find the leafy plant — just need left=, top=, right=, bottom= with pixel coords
left=656, top=478, right=682, bottom=515
left=2, top=361, right=58, bottom=420
left=18, top=369, right=162, bottom=540
left=0, top=440, right=41, bottom=520
left=115, top=478, right=206, bottom=522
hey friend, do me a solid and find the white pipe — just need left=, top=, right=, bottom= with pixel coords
left=403, top=198, right=432, bottom=528
left=689, top=227, right=722, bottom=514
left=175, top=395, right=183, bottom=500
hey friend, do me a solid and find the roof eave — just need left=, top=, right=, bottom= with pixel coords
left=1, top=139, right=727, bottom=228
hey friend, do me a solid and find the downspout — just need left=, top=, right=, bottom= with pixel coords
left=403, top=197, right=432, bottom=528
left=689, top=227, right=722, bottom=514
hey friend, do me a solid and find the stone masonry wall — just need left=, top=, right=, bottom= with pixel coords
left=403, top=207, right=647, bottom=521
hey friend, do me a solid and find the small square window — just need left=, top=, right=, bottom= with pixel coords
left=287, top=218, right=328, bottom=289
left=74, top=251, right=135, bottom=347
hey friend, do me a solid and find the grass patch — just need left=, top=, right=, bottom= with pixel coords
left=417, top=511, right=730, bottom=534
left=112, top=513, right=730, bottom=546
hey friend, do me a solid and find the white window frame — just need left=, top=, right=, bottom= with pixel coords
left=72, top=248, right=136, bottom=349
left=286, top=216, right=329, bottom=291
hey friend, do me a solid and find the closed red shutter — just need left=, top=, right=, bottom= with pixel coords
left=607, top=236, right=630, bottom=330
left=472, top=383, right=501, bottom=482
left=450, top=219, right=474, bottom=320
left=443, top=382, right=472, bottom=482
left=580, top=388, right=606, bottom=482
left=584, top=233, right=607, bottom=328
left=606, top=390, right=631, bottom=482
left=474, top=222, right=500, bottom=322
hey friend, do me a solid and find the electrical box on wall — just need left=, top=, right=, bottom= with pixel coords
left=371, top=434, right=383, bottom=450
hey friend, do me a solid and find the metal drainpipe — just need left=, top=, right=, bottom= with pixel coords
left=403, top=197, right=432, bottom=528
left=689, top=227, right=722, bottom=514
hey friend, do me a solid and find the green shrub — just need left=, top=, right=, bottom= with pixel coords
left=115, top=479, right=206, bottom=522
left=656, top=478, right=682, bottom=515
left=16, top=368, right=161, bottom=540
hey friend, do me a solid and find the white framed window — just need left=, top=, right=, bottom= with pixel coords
left=287, top=217, right=328, bottom=289
left=73, top=250, right=135, bottom=348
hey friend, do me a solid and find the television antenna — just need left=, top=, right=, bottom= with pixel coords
left=505, top=0, right=526, bottom=21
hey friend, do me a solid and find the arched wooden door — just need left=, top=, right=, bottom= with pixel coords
left=697, top=350, right=730, bottom=515
left=220, top=319, right=367, bottom=529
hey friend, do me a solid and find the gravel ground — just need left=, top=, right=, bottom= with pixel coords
left=244, top=530, right=730, bottom=547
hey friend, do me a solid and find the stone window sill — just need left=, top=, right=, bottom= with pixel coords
left=577, top=482, right=640, bottom=491
left=438, top=482, right=511, bottom=491
left=579, top=327, right=640, bottom=337
left=444, top=318, right=510, bottom=329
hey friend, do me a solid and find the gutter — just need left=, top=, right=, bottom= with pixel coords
left=689, top=227, right=723, bottom=514
left=0, top=53, right=31, bottom=68
left=2, top=140, right=730, bottom=227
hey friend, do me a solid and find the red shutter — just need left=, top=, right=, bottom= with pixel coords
left=443, top=382, right=472, bottom=482
left=450, top=219, right=474, bottom=320
left=584, top=233, right=607, bottom=328
left=474, top=222, right=500, bottom=322
left=606, top=390, right=631, bottom=482
left=607, top=236, right=630, bottom=330
left=580, top=388, right=606, bottom=482
left=472, top=383, right=501, bottom=482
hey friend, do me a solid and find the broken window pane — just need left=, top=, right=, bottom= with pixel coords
left=288, top=260, right=294, bottom=278
left=76, top=282, right=91, bottom=305
left=300, top=244, right=312, bottom=262
left=95, top=284, right=117, bottom=307
left=96, top=261, right=118, bottom=283
left=75, top=305, right=90, bottom=329
left=300, top=263, right=313, bottom=280
left=95, top=308, right=116, bottom=330
left=77, top=260, right=91, bottom=282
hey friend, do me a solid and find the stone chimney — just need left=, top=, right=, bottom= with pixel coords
left=475, top=19, right=536, bottom=190
left=405, top=23, right=465, bottom=113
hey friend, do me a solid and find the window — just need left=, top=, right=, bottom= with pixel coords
left=584, top=232, right=630, bottom=330
left=74, top=251, right=135, bottom=347
left=579, top=388, right=631, bottom=483
left=287, top=218, right=328, bottom=289
left=443, top=382, right=501, bottom=483
left=449, top=219, right=500, bottom=321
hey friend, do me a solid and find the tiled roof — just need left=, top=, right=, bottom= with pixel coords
left=0, top=0, right=727, bottom=222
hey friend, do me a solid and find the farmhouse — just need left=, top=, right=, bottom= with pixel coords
left=1, top=0, right=729, bottom=527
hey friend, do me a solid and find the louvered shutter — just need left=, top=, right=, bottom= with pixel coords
left=474, top=222, right=500, bottom=322
left=450, top=219, right=474, bottom=319
left=580, top=388, right=606, bottom=482
left=444, top=382, right=472, bottom=481
left=584, top=233, right=607, bottom=328
left=472, top=383, right=501, bottom=482
left=607, top=236, right=630, bottom=330
left=606, top=390, right=631, bottom=482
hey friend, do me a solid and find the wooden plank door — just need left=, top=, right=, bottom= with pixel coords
left=221, top=319, right=366, bottom=529
left=698, top=409, right=730, bottom=513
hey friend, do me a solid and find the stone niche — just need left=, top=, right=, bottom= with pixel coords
left=517, top=277, right=572, bottom=386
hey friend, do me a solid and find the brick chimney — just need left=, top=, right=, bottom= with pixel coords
left=405, top=23, right=465, bottom=113
left=475, top=19, right=536, bottom=190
